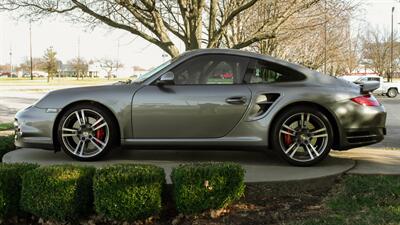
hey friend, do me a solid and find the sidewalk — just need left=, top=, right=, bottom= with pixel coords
left=332, top=148, right=400, bottom=175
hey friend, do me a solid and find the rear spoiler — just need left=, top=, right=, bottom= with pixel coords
left=359, top=81, right=380, bottom=94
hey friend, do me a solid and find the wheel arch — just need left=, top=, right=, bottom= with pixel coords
left=52, top=100, right=121, bottom=151
left=269, top=101, right=341, bottom=149
left=388, top=87, right=398, bottom=93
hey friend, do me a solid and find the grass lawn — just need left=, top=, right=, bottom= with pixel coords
left=297, top=175, right=400, bottom=225
left=0, top=122, right=13, bottom=131
left=0, top=77, right=127, bottom=86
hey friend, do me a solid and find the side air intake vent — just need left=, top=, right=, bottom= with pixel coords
left=248, top=93, right=280, bottom=120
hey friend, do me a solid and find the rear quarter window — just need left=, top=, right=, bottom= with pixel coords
left=244, top=59, right=305, bottom=84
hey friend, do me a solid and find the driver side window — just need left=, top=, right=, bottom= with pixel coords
left=170, top=54, right=249, bottom=85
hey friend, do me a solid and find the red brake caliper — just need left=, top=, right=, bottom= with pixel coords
left=96, top=128, right=105, bottom=141
left=284, top=133, right=292, bottom=145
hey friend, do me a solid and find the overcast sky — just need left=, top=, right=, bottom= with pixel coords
left=0, top=0, right=398, bottom=70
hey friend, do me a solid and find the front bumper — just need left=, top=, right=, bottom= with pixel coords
left=14, top=106, right=57, bottom=150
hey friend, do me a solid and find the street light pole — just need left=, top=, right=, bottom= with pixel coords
left=9, top=47, right=12, bottom=75
left=391, top=6, right=395, bottom=83
left=29, top=20, right=33, bottom=80
left=77, top=36, right=80, bottom=80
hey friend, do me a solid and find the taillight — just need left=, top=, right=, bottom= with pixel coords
left=351, top=94, right=380, bottom=106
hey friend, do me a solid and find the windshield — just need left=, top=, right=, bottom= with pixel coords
left=134, top=59, right=173, bottom=83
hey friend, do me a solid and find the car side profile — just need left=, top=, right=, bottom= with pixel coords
left=14, top=49, right=387, bottom=166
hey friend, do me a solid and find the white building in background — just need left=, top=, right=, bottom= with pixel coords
left=85, top=63, right=150, bottom=79
left=88, top=63, right=146, bottom=78
left=88, top=62, right=105, bottom=78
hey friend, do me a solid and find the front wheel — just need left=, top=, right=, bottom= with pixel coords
left=57, top=104, right=117, bottom=161
left=271, top=106, right=334, bottom=166
left=387, top=88, right=398, bottom=98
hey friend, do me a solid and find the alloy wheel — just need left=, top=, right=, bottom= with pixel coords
left=278, top=112, right=329, bottom=162
left=388, top=89, right=397, bottom=98
left=61, top=109, right=109, bottom=158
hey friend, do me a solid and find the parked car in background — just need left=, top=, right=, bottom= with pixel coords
left=0, top=72, right=17, bottom=78
left=0, top=72, right=10, bottom=78
left=222, top=73, right=233, bottom=79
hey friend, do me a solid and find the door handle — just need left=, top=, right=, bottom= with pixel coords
left=226, top=96, right=247, bottom=105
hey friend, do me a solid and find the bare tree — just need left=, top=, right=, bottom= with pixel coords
left=362, top=28, right=400, bottom=82
left=68, top=57, right=88, bottom=79
left=18, top=57, right=44, bottom=73
left=343, top=29, right=363, bottom=75
left=0, top=0, right=327, bottom=57
left=229, top=0, right=360, bottom=75
left=98, top=58, right=123, bottom=80
left=0, top=64, right=11, bottom=72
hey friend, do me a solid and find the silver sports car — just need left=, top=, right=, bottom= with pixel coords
left=14, top=49, right=386, bottom=166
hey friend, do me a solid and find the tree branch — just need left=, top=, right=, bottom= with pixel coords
left=208, top=0, right=259, bottom=47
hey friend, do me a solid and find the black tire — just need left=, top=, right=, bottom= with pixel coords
left=270, top=106, right=334, bottom=166
left=387, top=88, right=398, bottom=98
left=57, top=103, right=118, bottom=161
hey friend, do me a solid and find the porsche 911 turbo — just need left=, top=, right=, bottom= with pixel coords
left=14, top=49, right=386, bottom=166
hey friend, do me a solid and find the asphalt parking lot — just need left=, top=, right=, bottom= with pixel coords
left=372, top=96, right=400, bottom=149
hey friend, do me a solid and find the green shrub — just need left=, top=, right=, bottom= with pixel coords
left=171, top=162, right=245, bottom=214
left=94, top=164, right=165, bottom=221
left=0, top=163, right=38, bottom=219
left=20, top=165, right=95, bottom=222
left=0, top=136, right=15, bottom=161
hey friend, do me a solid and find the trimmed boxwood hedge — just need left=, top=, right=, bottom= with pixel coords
left=0, top=163, right=38, bottom=219
left=171, top=162, right=245, bottom=214
left=93, top=164, right=165, bottom=221
left=20, top=165, right=95, bottom=222
left=0, top=135, right=15, bottom=162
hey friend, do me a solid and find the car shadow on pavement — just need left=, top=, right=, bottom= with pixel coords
left=109, top=148, right=283, bottom=166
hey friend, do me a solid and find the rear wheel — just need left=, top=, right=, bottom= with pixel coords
left=387, top=88, right=398, bottom=98
left=57, top=104, right=117, bottom=161
left=271, top=106, right=333, bottom=166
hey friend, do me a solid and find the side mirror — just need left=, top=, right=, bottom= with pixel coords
left=156, top=72, right=175, bottom=86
